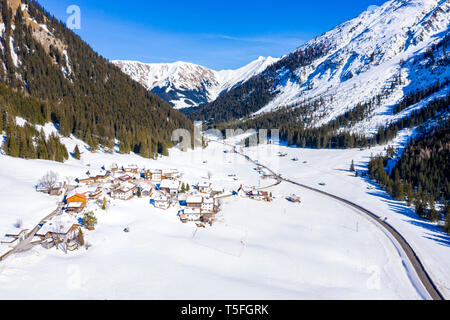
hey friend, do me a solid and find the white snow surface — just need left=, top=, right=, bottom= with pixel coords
left=9, top=36, right=19, bottom=68
left=242, top=133, right=450, bottom=298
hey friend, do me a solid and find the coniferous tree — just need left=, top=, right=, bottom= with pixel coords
left=73, top=145, right=80, bottom=160
left=406, top=183, right=414, bottom=207
left=444, top=202, right=450, bottom=233
left=6, top=133, right=19, bottom=157
left=415, top=194, right=425, bottom=218
left=429, top=197, right=439, bottom=222
left=393, top=179, right=404, bottom=201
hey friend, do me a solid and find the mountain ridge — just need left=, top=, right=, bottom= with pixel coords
left=112, top=56, right=280, bottom=109
left=191, top=0, right=449, bottom=136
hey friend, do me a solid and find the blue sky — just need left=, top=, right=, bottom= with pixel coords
left=38, top=0, right=386, bottom=70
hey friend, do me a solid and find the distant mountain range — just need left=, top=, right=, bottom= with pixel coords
left=112, top=56, right=279, bottom=109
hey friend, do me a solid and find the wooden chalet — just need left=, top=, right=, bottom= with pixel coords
left=78, top=171, right=111, bottom=184
left=67, top=201, right=86, bottom=214
left=111, top=182, right=136, bottom=200
left=144, top=169, right=162, bottom=182
left=186, top=196, right=203, bottom=208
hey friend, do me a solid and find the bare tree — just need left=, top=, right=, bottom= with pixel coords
left=39, top=171, right=59, bottom=194
left=51, top=218, right=66, bottom=253
left=215, top=199, right=223, bottom=213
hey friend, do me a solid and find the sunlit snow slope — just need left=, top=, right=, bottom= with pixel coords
left=112, top=57, right=279, bottom=109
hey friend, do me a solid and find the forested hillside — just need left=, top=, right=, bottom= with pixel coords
left=0, top=0, right=192, bottom=161
left=368, top=118, right=450, bottom=231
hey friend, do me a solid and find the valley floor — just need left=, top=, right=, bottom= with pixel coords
left=0, top=135, right=448, bottom=299
left=243, top=134, right=450, bottom=298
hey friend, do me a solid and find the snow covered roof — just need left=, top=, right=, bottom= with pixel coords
left=88, top=170, right=109, bottom=178
left=154, top=194, right=168, bottom=202
left=197, top=181, right=211, bottom=187
left=76, top=186, right=100, bottom=194
left=186, top=196, right=203, bottom=204
left=66, top=190, right=88, bottom=199
left=37, top=181, right=63, bottom=191
left=160, top=179, right=180, bottom=189
left=162, top=169, right=179, bottom=175
left=1, top=236, right=16, bottom=243
left=67, top=202, right=84, bottom=208
left=115, top=182, right=136, bottom=193
left=119, top=174, right=133, bottom=181
left=4, top=228, right=29, bottom=237
left=37, top=215, right=79, bottom=236
left=184, top=207, right=202, bottom=215
left=138, top=184, right=152, bottom=192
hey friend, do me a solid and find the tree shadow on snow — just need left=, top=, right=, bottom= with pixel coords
left=380, top=198, right=450, bottom=247
left=357, top=169, right=449, bottom=247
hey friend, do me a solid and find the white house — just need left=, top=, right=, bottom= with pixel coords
left=183, top=207, right=202, bottom=221
left=160, top=179, right=180, bottom=195
left=201, top=198, right=215, bottom=213
left=36, top=215, right=80, bottom=243
left=237, top=185, right=251, bottom=198
left=36, top=181, right=64, bottom=195
left=154, top=194, right=170, bottom=210
left=111, top=182, right=136, bottom=200
left=197, top=181, right=212, bottom=194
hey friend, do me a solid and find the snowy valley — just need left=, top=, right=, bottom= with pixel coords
left=1, top=128, right=448, bottom=299
left=0, top=0, right=448, bottom=302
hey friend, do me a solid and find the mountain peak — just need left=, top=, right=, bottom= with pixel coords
left=190, top=0, right=449, bottom=132
left=113, top=56, right=279, bottom=109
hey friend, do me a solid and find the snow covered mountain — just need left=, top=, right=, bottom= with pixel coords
left=193, top=0, right=450, bottom=134
left=112, top=56, right=279, bottom=109
left=0, top=0, right=192, bottom=159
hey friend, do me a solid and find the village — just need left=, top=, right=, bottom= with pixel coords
left=0, top=162, right=300, bottom=257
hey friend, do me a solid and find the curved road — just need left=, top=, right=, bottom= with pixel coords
left=225, top=142, right=444, bottom=300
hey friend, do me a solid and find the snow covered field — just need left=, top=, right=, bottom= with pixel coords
left=0, top=136, right=446, bottom=299
left=243, top=134, right=450, bottom=298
